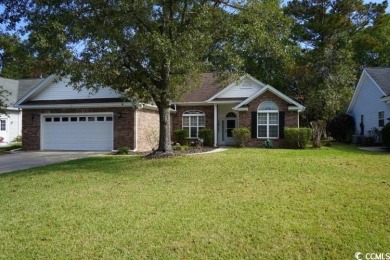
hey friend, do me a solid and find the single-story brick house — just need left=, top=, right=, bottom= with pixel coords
left=172, top=73, right=305, bottom=147
left=15, top=73, right=304, bottom=151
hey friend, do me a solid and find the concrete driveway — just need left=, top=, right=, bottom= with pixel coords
left=0, top=151, right=103, bottom=174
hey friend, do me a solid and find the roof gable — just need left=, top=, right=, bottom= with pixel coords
left=0, top=77, right=44, bottom=107
left=347, top=69, right=389, bottom=113
left=365, top=68, right=390, bottom=96
left=233, top=85, right=305, bottom=111
left=207, top=74, right=266, bottom=102
left=15, top=76, right=123, bottom=107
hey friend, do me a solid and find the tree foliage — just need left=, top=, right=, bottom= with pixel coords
left=284, top=0, right=387, bottom=122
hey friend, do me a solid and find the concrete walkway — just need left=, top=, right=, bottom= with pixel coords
left=359, top=146, right=389, bottom=153
left=0, top=151, right=102, bottom=174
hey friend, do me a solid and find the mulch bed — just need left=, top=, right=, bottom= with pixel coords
left=126, top=146, right=215, bottom=157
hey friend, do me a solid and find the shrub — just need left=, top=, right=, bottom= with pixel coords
left=262, top=139, right=273, bottom=149
left=382, top=123, right=390, bottom=148
left=173, top=145, right=189, bottom=151
left=12, top=135, right=22, bottom=143
left=327, top=114, right=355, bottom=143
left=173, top=129, right=189, bottom=145
left=117, top=147, right=129, bottom=155
left=199, top=128, right=213, bottom=146
left=232, top=128, right=251, bottom=148
left=285, top=128, right=312, bottom=149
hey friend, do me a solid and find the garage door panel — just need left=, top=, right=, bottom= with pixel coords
left=42, top=114, right=114, bottom=151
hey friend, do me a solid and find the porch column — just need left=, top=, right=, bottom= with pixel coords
left=214, top=104, right=218, bottom=147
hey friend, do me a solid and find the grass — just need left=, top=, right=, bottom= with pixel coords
left=0, top=144, right=389, bottom=259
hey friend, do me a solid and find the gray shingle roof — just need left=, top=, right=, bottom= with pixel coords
left=179, top=73, right=223, bottom=102
left=365, top=67, right=390, bottom=96
left=0, top=77, right=44, bottom=106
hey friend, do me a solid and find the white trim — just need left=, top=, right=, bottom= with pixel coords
left=206, top=74, right=267, bottom=102
left=214, top=104, right=218, bottom=147
left=134, top=110, right=138, bottom=151
left=17, top=102, right=135, bottom=109
left=233, top=85, right=304, bottom=111
left=379, top=96, right=390, bottom=103
left=207, top=100, right=243, bottom=104
left=173, top=102, right=210, bottom=106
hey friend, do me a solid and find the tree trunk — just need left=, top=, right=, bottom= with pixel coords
left=146, top=102, right=173, bottom=158
left=310, top=120, right=327, bottom=148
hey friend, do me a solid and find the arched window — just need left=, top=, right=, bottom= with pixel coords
left=226, top=112, right=237, bottom=118
left=257, top=101, right=279, bottom=138
left=182, top=110, right=205, bottom=138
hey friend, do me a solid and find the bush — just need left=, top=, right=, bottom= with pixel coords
left=173, top=129, right=189, bottom=145
left=262, top=139, right=273, bottom=149
left=382, top=123, right=390, bottom=148
left=285, top=128, right=312, bottom=149
left=117, top=147, right=129, bottom=155
left=327, top=114, right=355, bottom=143
left=199, top=128, right=213, bottom=146
left=232, top=128, right=251, bottom=148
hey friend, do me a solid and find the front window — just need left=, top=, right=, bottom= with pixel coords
left=0, top=120, right=6, bottom=131
left=257, top=101, right=279, bottom=139
left=379, top=111, right=384, bottom=127
left=182, top=110, right=205, bottom=138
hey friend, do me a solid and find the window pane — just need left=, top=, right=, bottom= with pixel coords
left=106, top=116, right=113, bottom=121
left=183, top=116, right=189, bottom=127
left=190, top=127, right=197, bottom=138
left=269, top=126, right=279, bottom=138
left=227, top=119, right=235, bottom=128
left=97, top=117, right=104, bottom=121
left=88, top=117, right=95, bottom=121
left=62, top=117, right=69, bottom=122
left=258, top=125, right=267, bottom=138
left=198, top=116, right=205, bottom=127
left=45, top=118, right=52, bottom=122
left=258, top=113, right=267, bottom=124
left=190, top=116, right=197, bottom=126
left=70, top=117, right=77, bottom=122
left=79, top=117, right=86, bottom=122
left=269, top=113, right=279, bottom=124
left=379, top=111, right=385, bottom=127
left=53, top=117, right=60, bottom=122
left=0, top=120, right=6, bottom=131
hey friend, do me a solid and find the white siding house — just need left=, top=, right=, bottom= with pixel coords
left=347, top=68, right=390, bottom=135
left=0, top=77, right=44, bottom=145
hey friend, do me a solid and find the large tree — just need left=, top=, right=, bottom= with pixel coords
left=284, top=0, right=387, bottom=122
left=0, top=0, right=241, bottom=155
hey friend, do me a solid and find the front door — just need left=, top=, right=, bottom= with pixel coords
left=225, top=118, right=236, bottom=144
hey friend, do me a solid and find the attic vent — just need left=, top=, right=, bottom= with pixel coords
left=240, top=80, right=253, bottom=89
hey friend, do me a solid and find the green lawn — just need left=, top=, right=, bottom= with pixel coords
left=0, top=144, right=389, bottom=259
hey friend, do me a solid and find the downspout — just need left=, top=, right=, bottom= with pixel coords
left=297, top=110, right=300, bottom=128
left=214, top=104, right=218, bottom=147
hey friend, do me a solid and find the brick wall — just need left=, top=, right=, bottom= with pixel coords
left=239, top=90, right=299, bottom=148
left=22, top=107, right=136, bottom=150
left=171, top=105, right=214, bottom=138
left=136, top=109, right=160, bottom=151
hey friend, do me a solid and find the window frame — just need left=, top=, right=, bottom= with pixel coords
left=378, top=111, right=385, bottom=127
left=182, top=110, right=206, bottom=139
left=257, top=101, right=279, bottom=139
left=0, top=119, right=6, bottom=131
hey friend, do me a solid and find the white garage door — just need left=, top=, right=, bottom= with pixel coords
left=42, top=114, right=114, bottom=151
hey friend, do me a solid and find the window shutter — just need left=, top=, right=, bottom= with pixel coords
left=279, top=111, right=285, bottom=139
left=251, top=112, right=257, bottom=138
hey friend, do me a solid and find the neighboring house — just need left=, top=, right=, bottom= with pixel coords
left=347, top=68, right=390, bottom=136
left=0, top=77, right=44, bottom=145
left=15, top=73, right=305, bottom=151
